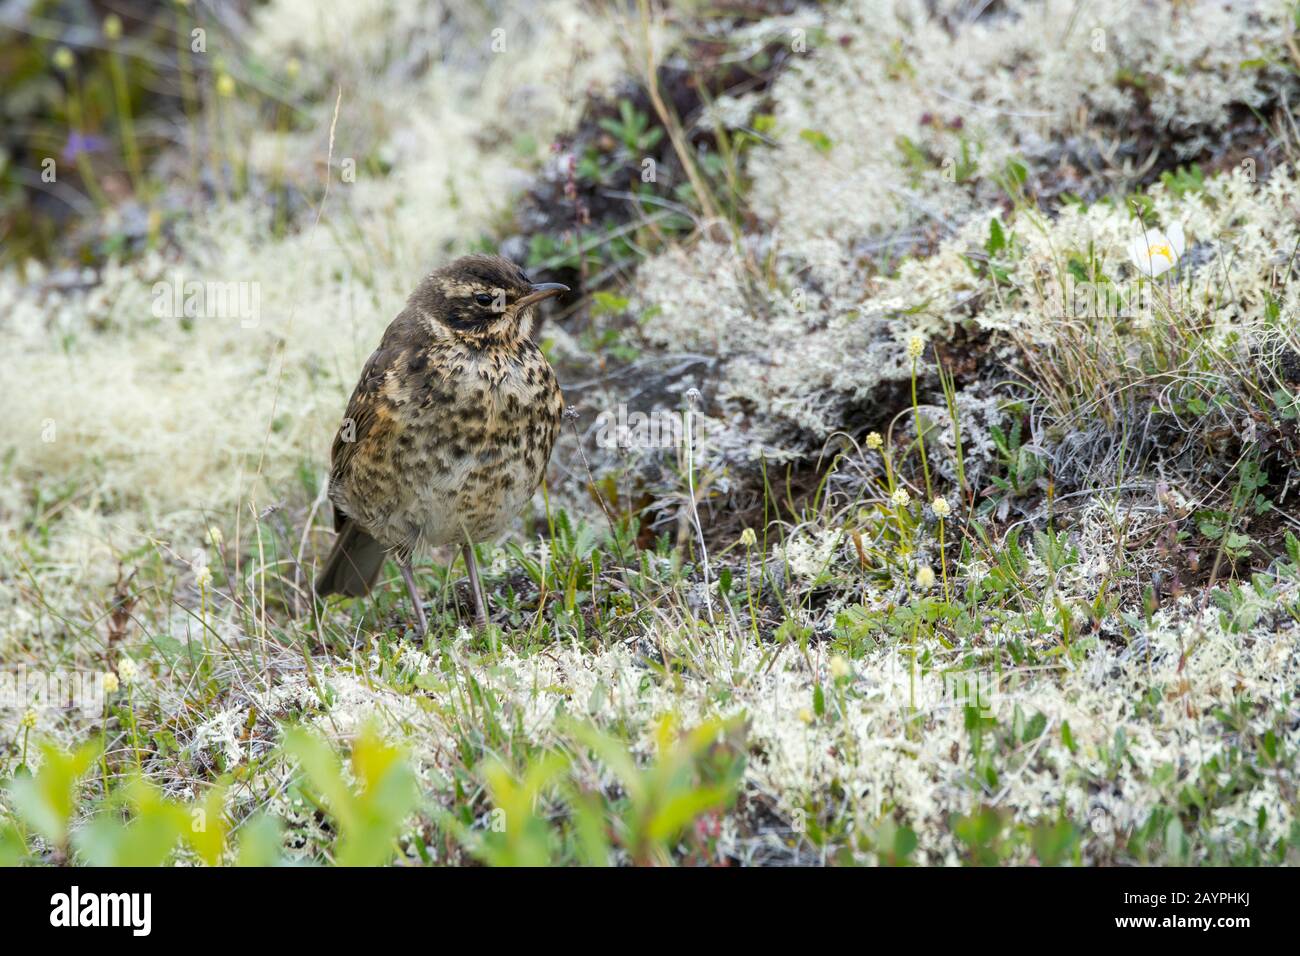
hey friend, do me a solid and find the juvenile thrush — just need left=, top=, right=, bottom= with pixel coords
left=314, top=254, right=568, bottom=635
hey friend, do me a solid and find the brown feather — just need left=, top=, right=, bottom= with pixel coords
left=316, top=255, right=566, bottom=624
left=315, top=516, right=387, bottom=597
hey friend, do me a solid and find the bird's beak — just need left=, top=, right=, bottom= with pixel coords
left=514, top=282, right=569, bottom=310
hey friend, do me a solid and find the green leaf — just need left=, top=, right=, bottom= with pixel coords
left=73, top=776, right=189, bottom=866
left=236, top=814, right=284, bottom=866
left=799, top=129, right=833, bottom=154
left=986, top=217, right=1006, bottom=256
left=187, top=783, right=229, bottom=866
left=1023, top=712, right=1048, bottom=743
left=284, top=723, right=419, bottom=867
left=1261, top=729, right=1278, bottom=763
left=8, top=740, right=100, bottom=846
left=1061, top=721, right=1076, bottom=753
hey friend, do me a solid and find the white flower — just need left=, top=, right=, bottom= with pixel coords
left=739, top=527, right=758, bottom=548
left=102, top=671, right=120, bottom=694
left=117, top=657, right=139, bottom=684
left=1127, top=222, right=1185, bottom=277
left=906, top=333, right=926, bottom=360
left=932, top=496, right=952, bottom=519
left=398, top=642, right=432, bottom=674
left=915, top=566, right=936, bottom=590
left=20, top=708, right=37, bottom=731
left=195, top=565, right=213, bottom=589
left=866, top=431, right=883, bottom=451
left=891, top=488, right=911, bottom=508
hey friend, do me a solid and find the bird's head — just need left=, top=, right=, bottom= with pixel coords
left=410, top=254, right=568, bottom=346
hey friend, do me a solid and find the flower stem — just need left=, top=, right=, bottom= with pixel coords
left=63, top=73, right=109, bottom=208
left=938, top=519, right=951, bottom=603
left=126, top=688, right=142, bottom=774
left=911, top=358, right=932, bottom=499
left=105, top=43, right=143, bottom=194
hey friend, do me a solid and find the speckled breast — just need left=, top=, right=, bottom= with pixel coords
left=385, top=341, right=563, bottom=552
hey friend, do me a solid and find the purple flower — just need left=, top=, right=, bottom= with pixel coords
left=62, top=130, right=107, bottom=162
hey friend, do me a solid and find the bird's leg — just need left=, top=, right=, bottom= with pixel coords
left=462, top=543, right=489, bottom=629
left=399, top=561, right=428, bottom=638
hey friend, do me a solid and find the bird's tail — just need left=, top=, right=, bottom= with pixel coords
left=315, top=518, right=387, bottom=598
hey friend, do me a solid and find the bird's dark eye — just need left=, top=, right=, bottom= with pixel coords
left=474, top=292, right=495, bottom=306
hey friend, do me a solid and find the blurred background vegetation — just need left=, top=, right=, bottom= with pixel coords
left=7, top=0, right=1298, bottom=869
left=1, top=0, right=794, bottom=281
left=0, top=0, right=316, bottom=269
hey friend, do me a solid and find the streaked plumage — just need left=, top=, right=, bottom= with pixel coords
left=315, top=254, right=567, bottom=634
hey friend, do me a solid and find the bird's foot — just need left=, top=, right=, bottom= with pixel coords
left=462, top=542, right=491, bottom=635
left=409, top=601, right=429, bottom=639
left=399, top=562, right=429, bottom=638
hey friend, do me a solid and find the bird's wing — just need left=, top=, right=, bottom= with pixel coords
left=328, top=344, right=399, bottom=527
left=328, top=305, right=461, bottom=531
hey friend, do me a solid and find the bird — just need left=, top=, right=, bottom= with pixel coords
left=314, top=254, right=568, bottom=636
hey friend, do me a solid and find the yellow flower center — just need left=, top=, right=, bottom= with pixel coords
left=1148, top=242, right=1173, bottom=262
